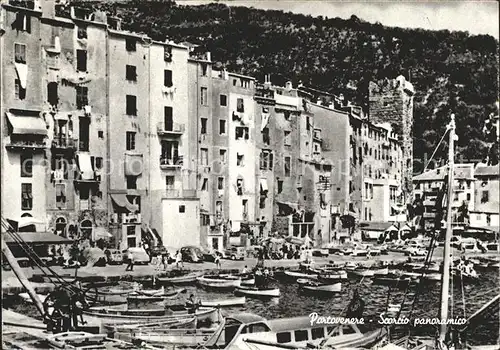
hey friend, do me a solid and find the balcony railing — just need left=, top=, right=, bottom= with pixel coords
left=157, top=122, right=185, bottom=136
left=74, top=170, right=101, bottom=183
left=160, top=156, right=183, bottom=169
left=5, top=139, right=46, bottom=151
left=52, top=137, right=78, bottom=150
left=109, top=213, right=142, bottom=225
left=162, top=189, right=197, bottom=199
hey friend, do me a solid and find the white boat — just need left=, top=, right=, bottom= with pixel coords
left=348, top=268, right=375, bottom=277
left=318, top=270, right=348, bottom=282
left=200, top=297, right=246, bottom=307
left=157, top=271, right=204, bottom=285
left=284, top=270, right=318, bottom=280
left=197, top=275, right=241, bottom=289
left=371, top=267, right=389, bottom=276
left=300, top=281, right=342, bottom=294
left=235, top=286, right=280, bottom=298
left=422, top=273, right=442, bottom=282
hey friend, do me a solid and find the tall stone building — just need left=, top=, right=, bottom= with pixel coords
left=369, top=75, right=414, bottom=205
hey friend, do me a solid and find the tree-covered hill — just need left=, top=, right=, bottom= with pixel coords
left=67, top=0, right=499, bottom=164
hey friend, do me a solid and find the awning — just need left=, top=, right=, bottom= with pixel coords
left=77, top=153, right=94, bottom=180
left=110, top=194, right=139, bottom=213
left=124, top=153, right=144, bottom=176
left=276, top=201, right=299, bottom=211
left=6, top=112, right=47, bottom=135
left=15, top=62, right=28, bottom=89
left=4, top=231, right=72, bottom=244
left=261, top=113, right=270, bottom=131
left=94, top=227, right=112, bottom=238
left=260, top=179, right=268, bottom=193
left=7, top=217, right=45, bottom=229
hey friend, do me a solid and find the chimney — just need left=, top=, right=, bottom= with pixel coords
left=264, top=74, right=271, bottom=88
left=286, top=81, right=293, bottom=90
left=40, top=0, right=56, bottom=18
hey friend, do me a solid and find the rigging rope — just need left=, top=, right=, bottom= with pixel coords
left=422, top=127, right=451, bottom=174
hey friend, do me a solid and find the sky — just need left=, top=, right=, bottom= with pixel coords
left=176, top=0, right=499, bottom=39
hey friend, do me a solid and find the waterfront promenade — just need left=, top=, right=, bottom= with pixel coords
left=2, top=247, right=498, bottom=293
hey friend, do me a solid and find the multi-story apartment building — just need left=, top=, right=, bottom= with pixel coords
left=413, top=164, right=475, bottom=229
left=470, top=164, right=499, bottom=229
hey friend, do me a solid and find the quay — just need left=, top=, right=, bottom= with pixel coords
left=2, top=247, right=497, bottom=293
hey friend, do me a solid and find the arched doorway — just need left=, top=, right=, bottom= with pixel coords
left=80, top=219, right=93, bottom=240
left=55, top=217, right=67, bottom=237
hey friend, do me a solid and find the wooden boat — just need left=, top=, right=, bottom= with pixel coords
left=85, top=284, right=140, bottom=304
left=234, top=286, right=280, bottom=298
left=197, top=275, right=241, bottom=289
left=103, top=317, right=197, bottom=334
left=421, top=273, right=441, bottom=282
left=371, top=266, right=389, bottom=276
left=127, top=288, right=186, bottom=303
left=200, top=297, right=246, bottom=307
left=241, top=276, right=255, bottom=286
left=83, top=305, right=219, bottom=330
left=372, top=274, right=415, bottom=288
left=47, top=332, right=108, bottom=349
left=157, top=271, right=204, bottom=285
left=283, top=270, right=318, bottom=280
left=123, top=328, right=219, bottom=347
left=347, top=268, right=375, bottom=278
left=318, top=270, right=348, bottom=283
left=297, top=279, right=342, bottom=294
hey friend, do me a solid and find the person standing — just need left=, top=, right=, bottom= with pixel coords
left=125, top=250, right=134, bottom=271
left=214, top=253, right=221, bottom=269
left=175, top=250, right=184, bottom=269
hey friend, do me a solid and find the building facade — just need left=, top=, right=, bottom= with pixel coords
left=470, top=164, right=499, bottom=229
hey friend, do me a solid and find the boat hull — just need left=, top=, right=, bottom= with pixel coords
left=234, top=287, right=280, bottom=298
left=284, top=270, right=318, bottom=280
left=348, top=269, right=375, bottom=278
left=302, top=282, right=341, bottom=294
left=197, top=276, right=241, bottom=289
left=157, top=272, right=204, bottom=285
left=200, top=297, right=246, bottom=307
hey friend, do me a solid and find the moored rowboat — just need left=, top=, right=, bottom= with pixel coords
left=284, top=270, right=318, bottom=280
left=297, top=279, right=342, bottom=294
left=234, top=286, right=280, bottom=298
left=197, top=275, right=241, bottom=289
left=200, top=296, right=246, bottom=307
left=157, top=271, right=204, bottom=285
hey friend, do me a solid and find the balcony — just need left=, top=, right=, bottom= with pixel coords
left=160, top=156, right=183, bottom=170
left=5, top=139, right=46, bottom=151
left=157, top=122, right=185, bottom=136
left=162, top=189, right=198, bottom=199
left=423, top=212, right=436, bottom=219
left=109, top=213, right=142, bottom=225
left=74, top=170, right=101, bottom=183
left=52, top=137, right=78, bottom=151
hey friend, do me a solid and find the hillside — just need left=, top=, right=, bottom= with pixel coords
left=65, top=0, right=499, bottom=165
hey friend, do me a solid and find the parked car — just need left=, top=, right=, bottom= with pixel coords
left=312, top=248, right=329, bottom=257
left=203, top=249, right=223, bottom=262
left=104, top=249, right=123, bottom=265
left=122, top=247, right=150, bottom=265
left=180, top=246, right=204, bottom=263
left=224, top=246, right=246, bottom=260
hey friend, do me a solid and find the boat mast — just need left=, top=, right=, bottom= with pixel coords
left=438, top=114, right=456, bottom=344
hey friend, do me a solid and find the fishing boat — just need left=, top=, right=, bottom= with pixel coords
left=283, top=269, right=319, bottom=280
left=370, top=266, right=389, bottom=276
left=85, top=283, right=141, bottom=304
left=116, top=327, right=220, bottom=347
left=200, top=297, right=246, bottom=307
left=347, top=268, right=375, bottom=278
left=157, top=271, right=204, bottom=285
left=317, top=270, right=348, bottom=283
left=197, top=275, right=241, bottom=289
left=103, top=317, right=198, bottom=334
left=234, top=286, right=280, bottom=298
left=372, top=274, right=416, bottom=289
left=297, top=279, right=342, bottom=294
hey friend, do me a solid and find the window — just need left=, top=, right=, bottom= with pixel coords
left=200, top=87, right=208, bottom=106
left=487, top=214, right=491, bottom=225
left=220, top=94, right=227, bottom=106
left=201, top=178, right=208, bottom=191
left=219, top=149, right=227, bottom=163
left=164, top=106, right=173, bottom=130
left=237, top=98, right=244, bottom=112
left=98, top=130, right=104, bottom=139
left=262, top=127, right=270, bottom=145
left=284, top=111, right=291, bottom=121
left=15, top=79, right=26, bottom=100
left=164, top=45, right=172, bottom=61
left=277, top=332, right=291, bottom=344
left=95, top=157, right=103, bottom=169
left=179, top=205, right=185, bottom=213
left=235, top=127, right=249, bottom=140
left=55, top=184, right=66, bottom=208
left=47, top=82, right=58, bottom=106
left=161, top=141, right=179, bottom=164
left=126, top=95, right=137, bottom=115
left=284, top=131, right=291, bottom=146
left=201, top=118, right=207, bottom=134
left=201, top=63, right=208, bottom=76
left=21, top=154, right=32, bottom=177
left=14, top=43, right=26, bottom=63
left=219, top=119, right=226, bottom=135
left=218, top=177, right=224, bottom=190
left=77, top=26, right=87, bottom=39
left=237, top=154, right=244, bottom=166
left=76, top=86, right=88, bottom=109
left=242, top=199, right=248, bottom=217
left=277, top=180, right=283, bottom=194
left=201, top=148, right=208, bottom=166
left=126, top=65, right=137, bottom=81
left=125, top=38, right=136, bottom=51
left=21, top=183, right=33, bottom=210
left=164, top=69, right=172, bottom=87
left=294, top=330, right=308, bottom=342
left=126, top=131, right=136, bottom=151
left=260, top=150, right=273, bottom=170
left=453, top=193, right=459, bottom=201
left=76, top=50, right=87, bottom=72
left=166, top=175, right=175, bottom=189
left=14, top=13, right=31, bottom=32
left=311, top=328, right=325, bottom=340
left=126, top=176, right=137, bottom=189
left=481, top=191, right=489, bottom=203
left=284, top=156, right=291, bottom=177
left=466, top=193, right=471, bottom=201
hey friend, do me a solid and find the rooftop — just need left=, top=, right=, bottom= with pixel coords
left=474, top=164, right=499, bottom=177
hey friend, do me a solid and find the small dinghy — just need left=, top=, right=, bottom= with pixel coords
left=371, top=266, right=389, bottom=276
left=157, top=271, right=204, bottom=285
left=298, top=279, right=341, bottom=294
left=127, top=288, right=186, bottom=303
left=85, top=283, right=141, bottom=304
left=234, top=286, right=280, bottom=298
left=200, top=296, right=246, bottom=307
left=197, top=275, right=241, bottom=289
left=103, top=316, right=198, bottom=334
left=348, top=268, right=375, bottom=278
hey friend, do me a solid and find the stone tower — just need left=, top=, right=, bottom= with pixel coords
left=368, top=75, right=415, bottom=204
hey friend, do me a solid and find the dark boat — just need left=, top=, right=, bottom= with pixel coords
left=372, top=273, right=417, bottom=288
